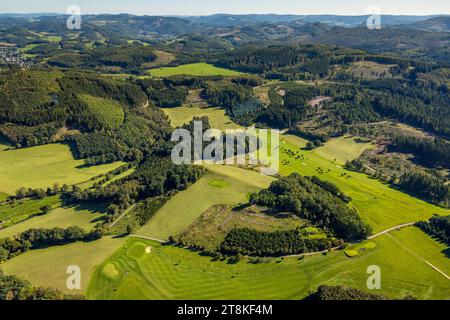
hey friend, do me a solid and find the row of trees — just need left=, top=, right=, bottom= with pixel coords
left=0, top=226, right=104, bottom=262
left=416, top=216, right=450, bottom=245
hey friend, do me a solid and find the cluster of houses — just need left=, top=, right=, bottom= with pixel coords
left=0, top=46, right=33, bottom=68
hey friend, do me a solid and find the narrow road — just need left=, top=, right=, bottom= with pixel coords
left=130, top=234, right=166, bottom=243
left=368, top=222, right=416, bottom=239
left=283, top=246, right=341, bottom=258
left=109, top=204, right=137, bottom=228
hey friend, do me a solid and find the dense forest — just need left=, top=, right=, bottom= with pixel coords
left=250, top=174, right=371, bottom=241
left=398, top=171, right=449, bottom=206
left=220, top=228, right=342, bottom=256
left=389, top=136, right=450, bottom=169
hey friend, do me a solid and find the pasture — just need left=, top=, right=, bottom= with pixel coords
left=148, top=63, right=244, bottom=77
left=162, top=106, right=242, bottom=130
left=0, top=143, right=123, bottom=195
left=137, top=165, right=273, bottom=240
left=87, top=226, right=450, bottom=300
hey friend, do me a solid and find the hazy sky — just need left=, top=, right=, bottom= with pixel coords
left=1, top=0, right=449, bottom=15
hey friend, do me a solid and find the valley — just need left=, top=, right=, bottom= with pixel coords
left=0, top=11, right=449, bottom=302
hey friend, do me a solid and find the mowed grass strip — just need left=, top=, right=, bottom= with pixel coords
left=162, top=106, right=242, bottom=131
left=137, top=165, right=274, bottom=240
left=2, top=236, right=127, bottom=295
left=86, top=228, right=450, bottom=300
left=0, top=143, right=123, bottom=195
left=279, top=135, right=449, bottom=233
left=0, top=204, right=106, bottom=239
left=78, top=94, right=125, bottom=130
left=0, top=195, right=60, bottom=228
left=148, top=63, right=244, bottom=77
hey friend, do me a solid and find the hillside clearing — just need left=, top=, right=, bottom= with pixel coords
left=148, top=63, right=244, bottom=77
left=162, top=106, right=242, bottom=130
left=78, top=94, right=125, bottom=130
left=315, top=135, right=375, bottom=165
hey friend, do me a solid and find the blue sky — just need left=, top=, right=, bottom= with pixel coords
left=1, top=0, right=449, bottom=15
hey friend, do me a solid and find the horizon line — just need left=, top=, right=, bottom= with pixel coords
left=1, top=12, right=449, bottom=17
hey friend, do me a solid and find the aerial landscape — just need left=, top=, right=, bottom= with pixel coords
left=0, top=0, right=449, bottom=306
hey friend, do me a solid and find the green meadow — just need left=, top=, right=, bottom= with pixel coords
left=87, top=226, right=450, bottom=300
left=0, top=143, right=123, bottom=195
left=137, top=165, right=273, bottom=240
left=315, top=135, right=375, bottom=165
left=279, top=134, right=449, bottom=233
left=0, top=204, right=106, bottom=239
left=162, top=106, right=242, bottom=130
left=148, top=63, right=244, bottom=77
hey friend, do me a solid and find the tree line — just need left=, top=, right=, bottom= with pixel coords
left=416, top=216, right=450, bottom=245
left=0, top=226, right=104, bottom=262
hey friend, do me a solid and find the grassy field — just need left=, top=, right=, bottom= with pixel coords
left=0, top=143, right=123, bottom=195
left=148, top=63, right=244, bottom=77
left=137, top=165, right=273, bottom=240
left=0, top=204, right=106, bottom=239
left=0, top=193, right=8, bottom=202
left=315, top=135, right=375, bottom=165
left=78, top=94, right=125, bottom=130
left=162, top=106, right=242, bottom=130
left=2, top=236, right=127, bottom=295
left=0, top=195, right=60, bottom=228
left=279, top=135, right=449, bottom=233
left=87, top=226, right=450, bottom=300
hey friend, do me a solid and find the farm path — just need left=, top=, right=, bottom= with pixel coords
left=368, top=222, right=416, bottom=239
left=109, top=204, right=137, bottom=228
left=130, top=234, right=166, bottom=243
